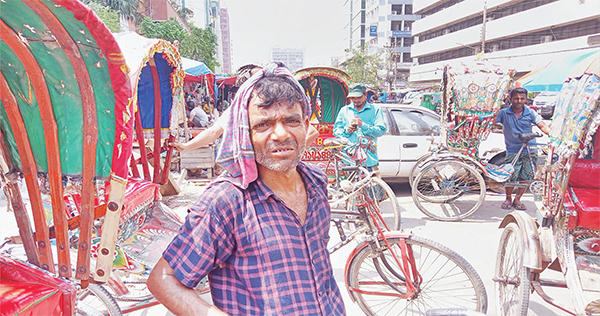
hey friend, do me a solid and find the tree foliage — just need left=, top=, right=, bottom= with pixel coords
left=87, top=2, right=121, bottom=32
left=179, top=26, right=219, bottom=71
left=342, top=48, right=385, bottom=90
left=139, top=17, right=220, bottom=72
left=139, top=17, right=187, bottom=44
left=85, top=0, right=140, bottom=23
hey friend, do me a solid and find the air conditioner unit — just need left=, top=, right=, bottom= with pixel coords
left=392, top=11, right=398, bottom=15
left=491, top=44, right=499, bottom=52
left=540, top=35, right=553, bottom=43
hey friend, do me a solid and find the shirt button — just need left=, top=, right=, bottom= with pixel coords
left=318, top=291, right=324, bottom=297
left=312, top=258, right=317, bottom=264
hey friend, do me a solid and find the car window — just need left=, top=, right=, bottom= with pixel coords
left=390, top=109, right=440, bottom=136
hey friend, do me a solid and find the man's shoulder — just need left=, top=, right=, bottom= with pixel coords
left=191, top=180, right=245, bottom=214
left=298, top=162, right=328, bottom=186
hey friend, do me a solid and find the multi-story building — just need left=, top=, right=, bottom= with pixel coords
left=271, top=48, right=305, bottom=72
left=345, top=0, right=420, bottom=88
left=410, top=0, right=600, bottom=86
left=219, top=7, right=232, bottom=74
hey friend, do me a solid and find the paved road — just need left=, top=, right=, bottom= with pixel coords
left=0, top=180, right=571, bottom=315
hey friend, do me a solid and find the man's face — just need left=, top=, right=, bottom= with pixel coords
left=248, top=95, right=309, bottom=172
left=348, top=94, right=367, bottom=108
left=510, top=93, right=527, bottom=108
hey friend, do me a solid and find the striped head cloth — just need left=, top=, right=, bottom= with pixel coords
left=216, top=62, right=311, bottom=189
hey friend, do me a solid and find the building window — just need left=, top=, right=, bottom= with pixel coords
left=403, top=52, right=412, bottom=63
left=404, top=4, right=413, bottom=15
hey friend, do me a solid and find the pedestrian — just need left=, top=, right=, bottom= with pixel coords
left=147, top=62, right=346, bottom=315
left=496, top=87, right=550, bottom=210
left=188, top=101, right=209, bottom=128
left=333, top=82, right=387, bottom=170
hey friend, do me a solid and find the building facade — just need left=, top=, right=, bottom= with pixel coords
left=271, top=48, right=305, bottom=72
left=219, top=7, right=232, bottom=74
left=345, top=0, right=420, bottom=88
left=410, top=0, right=600, bottom=85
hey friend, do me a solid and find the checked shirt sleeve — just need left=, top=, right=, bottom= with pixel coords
left=162, top=183, right=238, bottom=288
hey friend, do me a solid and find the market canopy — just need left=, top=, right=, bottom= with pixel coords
left=182, top=57, right=216, bottom=102
left=516, top=49, right=598, bottom=92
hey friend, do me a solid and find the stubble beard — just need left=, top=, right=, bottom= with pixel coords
left=255, top=139, right=306, bottom=172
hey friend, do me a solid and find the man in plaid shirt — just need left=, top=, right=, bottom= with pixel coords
left=147, top=63, right=345, bottom=315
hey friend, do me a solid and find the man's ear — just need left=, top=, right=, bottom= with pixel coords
left=304, top=116, right=310, bottom=131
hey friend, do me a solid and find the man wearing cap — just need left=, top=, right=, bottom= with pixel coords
left=147, top=62, right=345, bottom=316
left=333, top=82, right=387, bottom=169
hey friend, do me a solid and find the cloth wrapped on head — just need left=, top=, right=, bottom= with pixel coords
left=216, top=62, right=311, bottom=188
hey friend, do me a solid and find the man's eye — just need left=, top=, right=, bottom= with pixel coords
left=287, top=119, right=301, bottom=125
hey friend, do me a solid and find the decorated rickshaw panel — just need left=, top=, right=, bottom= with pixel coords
left=0, top=0, right=120, bottom=179
left=137, top=53, right=177, bottom=131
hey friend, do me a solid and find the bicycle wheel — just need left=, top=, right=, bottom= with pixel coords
left=409, top=152, right=434, bottom=187
left=77, top=283, right=123, bottom=316
left=412, top=160, right=486, bottom=221
left=346, top=235, right=487, bottom=315
left=365, top=177, right=402, bottom=230
left=494, top=223, right=531, bottom=316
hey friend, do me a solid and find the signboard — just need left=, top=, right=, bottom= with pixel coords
left=370, top=25, right=378, bottom=37
left=392, top=30, right=412, bottom=37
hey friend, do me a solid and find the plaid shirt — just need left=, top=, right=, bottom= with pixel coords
left=163, top=162, right=345, bottom=315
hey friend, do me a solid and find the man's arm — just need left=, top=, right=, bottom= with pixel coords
left=537, top=121, right=551, bottom=135
left=333, top=107, right=351, bottom=138
left=172, top=124, right=224, bottom=151
left=147, top=258, right=228, bottom=316
left=358, top=108, right=386, bottom=137
left=306, top=124, right=319, bottom=146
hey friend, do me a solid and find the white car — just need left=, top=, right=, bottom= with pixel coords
left=375, top=103, right=506, bottom=182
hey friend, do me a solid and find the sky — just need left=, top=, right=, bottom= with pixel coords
left=221, top=0, right=349, bottom=71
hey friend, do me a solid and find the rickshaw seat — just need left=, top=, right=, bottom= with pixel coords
left=0, top=255, right=76, bottom=316
left=566, top=159, right=600, bottom=230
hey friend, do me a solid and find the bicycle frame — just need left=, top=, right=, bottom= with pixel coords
left=328, top=166, right=422, bottom=300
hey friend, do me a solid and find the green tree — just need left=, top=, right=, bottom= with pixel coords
left=179, top=25, right=220, bottom=71
left=139, top=18, right=219, bottom=72
left=139, top=17, right=187, bottom=44
left=84, top=0, right=140, bottom=23
left=87, top=2, right=121, bottom=32
left=342, top=48, right=385, bottom=89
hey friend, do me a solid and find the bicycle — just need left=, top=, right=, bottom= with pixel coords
left=323, top=136, right=402, bottom=230
left=411, top=132, right=545, bottom=221
left=330, top=165, right=488, bottom=315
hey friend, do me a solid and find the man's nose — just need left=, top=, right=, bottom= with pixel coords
left=271, top=121, right=290, bottom=139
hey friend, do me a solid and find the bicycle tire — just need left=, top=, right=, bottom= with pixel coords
left=494, top=223, right=531, bottom=316
left=346, top=235, right=488, bottom=316
left=77, top=283, right=123, bottom=316
left=412, top=160, right=486, bottom=221
left=366, top=177, right=402, bottom=230
left=409, top=152, right=434, bottom=188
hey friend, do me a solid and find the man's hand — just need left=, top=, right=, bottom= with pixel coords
left=347, top=116, right=362, bottom=133
left=170, top=141, right=187, bottom=152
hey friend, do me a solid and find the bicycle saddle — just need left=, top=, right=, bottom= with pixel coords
left=516, top=132, right=541, bottom=143
left=323, top=137, right=348, bottom=147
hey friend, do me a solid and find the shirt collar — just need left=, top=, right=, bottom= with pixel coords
left=252, top=162, right=315, bottom=202
left=507, top=105, right=532, bottom=116
left=350, top=102, right=372, bottom=113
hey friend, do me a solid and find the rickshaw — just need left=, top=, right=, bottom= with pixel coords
left=0, top=0, right=132, bottom=314
left=1, top=1, right=185, bottom=314
left=410, top=61, right=516, bottom=221
left=494, top=55, right=600, bottom=316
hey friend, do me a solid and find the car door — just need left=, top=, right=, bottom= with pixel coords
left=389, top=108, right=440, bottom=178
left=377, top=107, right=401, bottom=177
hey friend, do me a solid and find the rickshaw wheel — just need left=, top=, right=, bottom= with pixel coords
left=412, top=160, right=486, bottom=221
left=495, top=223, right=531, bottom=316
left=77, top=283, right=123, bottom=316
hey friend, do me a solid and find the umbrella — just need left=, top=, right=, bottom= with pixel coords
left=567, top=52, right=600, bottom=79
left=181, top=57, right=217, bottom=102
left=517, top=49, right=598, bottom=92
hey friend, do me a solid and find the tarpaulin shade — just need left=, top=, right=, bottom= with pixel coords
left=182, top=57, right=217, bottom=102
left=0, top=0, right=132, bottom=179
left=517, top=49, right=598, bottom=92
